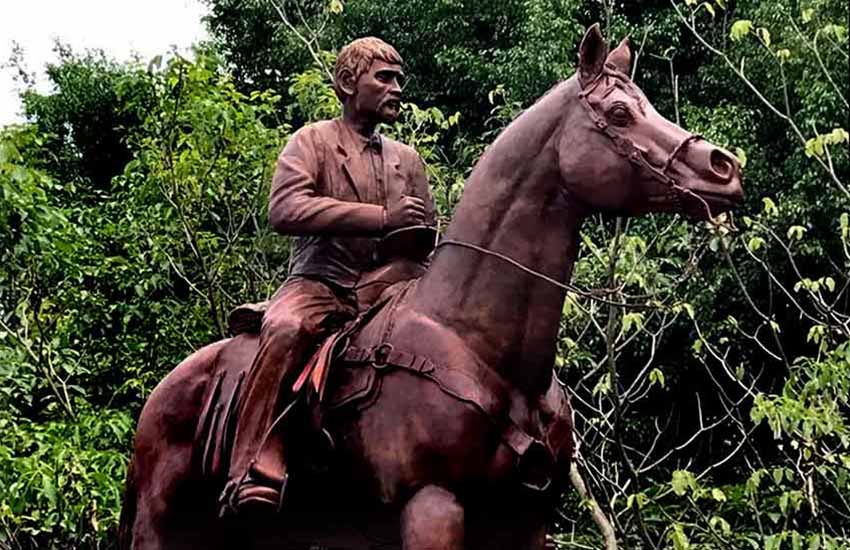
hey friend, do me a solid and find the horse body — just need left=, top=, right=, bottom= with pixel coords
left=121, top=319, right=560, bottom=549
left=121, top=26, right=743, bottom=549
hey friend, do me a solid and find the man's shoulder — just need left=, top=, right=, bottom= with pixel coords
left=292, top=119, right=341, bottom=141
left=381, top=135, right=423, bottom=163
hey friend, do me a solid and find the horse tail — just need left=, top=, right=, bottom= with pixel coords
left=117, top=455, right=137, bottom=550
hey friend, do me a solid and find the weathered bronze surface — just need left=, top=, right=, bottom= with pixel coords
left=119, top=25, right=743, bottom=550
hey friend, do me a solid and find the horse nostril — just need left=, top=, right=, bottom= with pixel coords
left=710, top=149, right=736, bottom=181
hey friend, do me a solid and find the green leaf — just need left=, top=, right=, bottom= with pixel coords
left=757, top=27, right=772, bottom=47
left=824, top=277, right=835, bottom=292
left=672, top=470, right=697, bottom=496
left=825, top=128, right=849, bottom=145
left=328, top=0, right=344, bottom=14
left=626, top=492, right=648, bottom=509
left=649, top=368, right=666, bottom=387
left=710, top=487, right=727, bottom=502
left=777, top=48, right=792, bottom=61
left=622, top=312, right=644, bottom=333
left=730, top=20, right=753, bottom=41
left=593, top=373, right=611, bottom=396
left=805, top=135, right=825, bottom=157
left=748, top=236, right=765, bottom=251
left=692, top=338, right=704, bottom=354
left=786, top=225, right=807, bottom=241
left=762, top=197, right=778, bottom=216
left=709, top=515, right=731, bottom=536
left=807, top=325, right=825, bottom=343
left=802, top=8, right=814, bottom=23
left=668, top=523, right=691, bottom=550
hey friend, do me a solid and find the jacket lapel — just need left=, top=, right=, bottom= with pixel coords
left=334, top=121, right=364, bottom=202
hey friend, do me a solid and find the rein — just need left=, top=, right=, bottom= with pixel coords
left=434, top=239, right=630, bottom=306
left=434, top=239, right=576, bottom=293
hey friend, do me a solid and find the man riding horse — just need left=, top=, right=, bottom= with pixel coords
left=220, top=37, right=436, bottom=515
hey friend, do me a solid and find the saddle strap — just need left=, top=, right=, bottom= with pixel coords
left=342, top=345, right=544, bottom=462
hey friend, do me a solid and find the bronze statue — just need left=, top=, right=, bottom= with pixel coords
left=119, top=25, right=743, bottom=550
left=220, top=36, right=436, bottom=515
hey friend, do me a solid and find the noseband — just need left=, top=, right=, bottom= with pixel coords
left=577, top=68, right=704, bottom=208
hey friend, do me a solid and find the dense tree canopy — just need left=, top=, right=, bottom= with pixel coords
left=1, top=1, right=847, bottom=548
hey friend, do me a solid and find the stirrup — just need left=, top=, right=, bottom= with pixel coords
left=219, top=471, right=289, bottom=518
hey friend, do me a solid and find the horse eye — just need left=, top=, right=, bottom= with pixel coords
left=608, top=105, right=633, bottom=127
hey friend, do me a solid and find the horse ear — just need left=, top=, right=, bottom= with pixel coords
left=606, top=37, right=632, bottom=75
left=578, top=24, right=608, bottom=86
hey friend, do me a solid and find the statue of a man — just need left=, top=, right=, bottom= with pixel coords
left=221, top=37, right=436, bottom=514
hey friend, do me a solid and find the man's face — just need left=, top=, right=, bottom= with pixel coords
left=351, top=59, right=405, bottom=124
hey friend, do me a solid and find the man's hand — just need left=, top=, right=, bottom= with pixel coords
left=384, top=196, right=426, bottom=230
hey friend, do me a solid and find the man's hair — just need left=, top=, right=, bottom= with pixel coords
left=334, top=37, right=403, bottom=101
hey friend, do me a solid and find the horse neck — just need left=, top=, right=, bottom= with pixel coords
left=413, top=81, right=585, bottom=397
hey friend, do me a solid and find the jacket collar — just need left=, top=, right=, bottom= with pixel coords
left=334, top=118, right=398, bottom=165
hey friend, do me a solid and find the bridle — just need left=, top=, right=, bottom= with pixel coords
left=436, top=67, right=716, bottom=295
left=577, top=67, right=709, bottom=212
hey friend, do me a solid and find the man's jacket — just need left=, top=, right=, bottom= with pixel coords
left=269, top=118, right=436, bottom=289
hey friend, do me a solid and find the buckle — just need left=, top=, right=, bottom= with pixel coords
left=371, top=343, right=394, bottom=369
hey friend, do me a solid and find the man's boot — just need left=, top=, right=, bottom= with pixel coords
left=220, top=397, right=295, bottom=516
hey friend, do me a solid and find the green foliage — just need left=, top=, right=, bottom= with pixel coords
left=1, top=50, right=288, bottom=548
left=18, top=45, right=154, bottom=192
left=205, top=0, right=583, bottom=131
left=0, top=409, right=132, bottom=549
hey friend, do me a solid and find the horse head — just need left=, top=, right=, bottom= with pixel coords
left=558, top=24, right=744, bottom=220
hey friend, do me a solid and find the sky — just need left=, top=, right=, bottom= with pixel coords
left=0, top=0, right=210, bottom=125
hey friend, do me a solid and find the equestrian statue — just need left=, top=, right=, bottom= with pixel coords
left=119, top=25, right=744, bottom=550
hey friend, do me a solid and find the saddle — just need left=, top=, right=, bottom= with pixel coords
left=198, top=280, right=574, bottom=493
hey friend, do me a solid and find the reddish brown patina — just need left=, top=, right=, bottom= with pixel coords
left=119, top=25, right=743, bottom=550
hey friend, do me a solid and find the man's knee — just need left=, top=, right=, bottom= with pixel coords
left=261, top=308, right=309, bottom=346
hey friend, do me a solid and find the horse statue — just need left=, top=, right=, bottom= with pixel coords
left=119, top=24, right=743, bottom=550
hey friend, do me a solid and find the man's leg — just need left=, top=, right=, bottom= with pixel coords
left=223, top=277, right=354, bottom=512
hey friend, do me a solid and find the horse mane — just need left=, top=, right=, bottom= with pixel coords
left=469, top=76, right=578, bottom=182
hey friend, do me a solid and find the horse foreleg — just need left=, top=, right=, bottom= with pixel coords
left=400, top=485, right=465, bottom=550
left=126, top=455, right=225, bottom=550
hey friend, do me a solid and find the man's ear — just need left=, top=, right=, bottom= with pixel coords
left=338, top=68, right=357, bottom=99
left=578, top=23, right=608, bottom=87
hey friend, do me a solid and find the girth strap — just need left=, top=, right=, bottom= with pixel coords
left=342, top=344, right=547, bottom=467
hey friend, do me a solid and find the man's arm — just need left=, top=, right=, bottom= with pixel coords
left=268, top=128, right=385, bottom=236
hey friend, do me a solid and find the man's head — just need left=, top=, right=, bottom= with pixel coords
left=334, top=37, right=405, bottom=124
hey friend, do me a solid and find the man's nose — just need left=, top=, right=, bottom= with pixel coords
left=389, top=79, right=402, bottom=95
